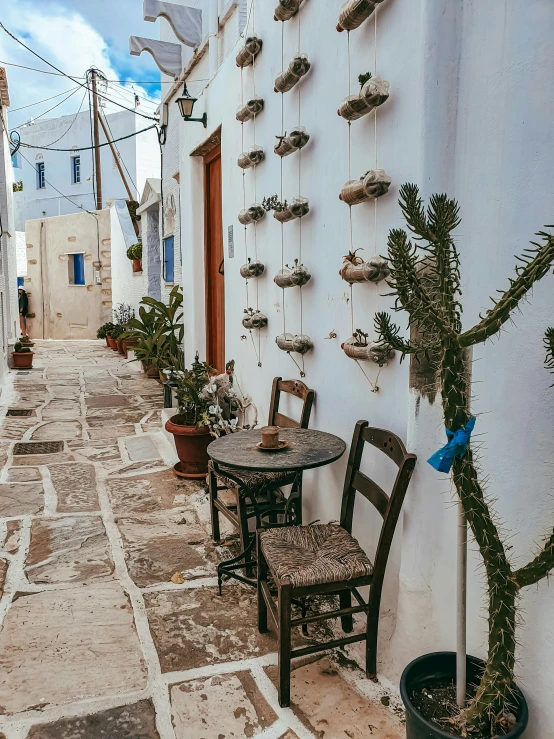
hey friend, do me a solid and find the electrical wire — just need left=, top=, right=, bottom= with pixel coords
left=0, top=24, right=159, bottom=121
left=0, top=59, right=178, bottom=84
left=9, top=86, right=81, bottom=112
left=14, top=123, right=158, bottom=152
left=38, top=90, right=88, bottom=147
left=10, top=87, right=82, bottom=130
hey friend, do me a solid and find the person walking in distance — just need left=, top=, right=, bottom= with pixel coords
left=18, top=287, right=29, bottom=338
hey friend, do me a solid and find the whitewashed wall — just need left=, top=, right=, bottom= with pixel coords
left=110, top=204, right=146, bottom=318
left=144, top=0, right=554, bottom=734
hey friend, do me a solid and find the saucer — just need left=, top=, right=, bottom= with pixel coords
left=255, top=440, right=290, bottom=452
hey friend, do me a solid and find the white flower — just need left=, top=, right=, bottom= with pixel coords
left=208, top=405, right=221, bottom=415
left=230, top=418, right=238, bottom=429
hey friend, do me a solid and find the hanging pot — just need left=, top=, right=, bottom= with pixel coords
left=237, top=145, right=265, bottom=169
left=338, top=77, right=390, bottom=120
left=339, top=169, right=391, bottom=205
left=274, top=259, right=311, bottom=288
left=242, top=309, right=268, bottom=329
left=274, top=0, right=303, bottom=21
left=165, top=415, right=213, bottom=478
left=236, top=36, right=263, bottom=67
left=236, top=95, right=265, bottom=122
left=339, top=256, right=390, bottom=284
left=274, top=54, right=311, bottom=93
left=238, top=204, right=265, bottom=225
left=400, top=653, right=528, bottom=739
left=336, top=0, right=384, bottom=32
left=276, top=333, right=313, bottom=354
left=274, top=126, right=310, bottom=157
left=341, top=336, right=394, bottom=366
left=240, top=259, right=265, bottom=278
left=273, top=196, right=310, bottom=223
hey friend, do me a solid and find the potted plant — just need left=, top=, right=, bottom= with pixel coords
left=375, top=184, right=554, bottom=738
left=12, top=341, right=33, bottom=369
left=165, top=356, right=240, bottom=478
left=96, top=321, right=115, bottom=347
left=126, top=242, right=143, bottom=273
left=110, top=324, right=126, bottom=354
left=19, top=335, right=34, bottom=349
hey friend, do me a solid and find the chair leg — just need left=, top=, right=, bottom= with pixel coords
left=257, top=533, right=268, bottom=634
left=237, top=488, right=254, bottom=578
left=339, top=590, right=353, bottom=633
left=209, top=469, right=220, bottom=543
left=365, top=585, right=382, bottom=681
left=278, top=583, right=292, bottom=707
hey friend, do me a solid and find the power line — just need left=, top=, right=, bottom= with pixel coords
left=0, top=24, right=159, bottom=122
left=9, top=86, right=80, bottom=112
left=0, top=59, right=175, bottom=84
left=39, top=90, right=88, bottom=147
left=11, top=87, right=82, bottom=130
left=15, top=123, right=158, bottom=152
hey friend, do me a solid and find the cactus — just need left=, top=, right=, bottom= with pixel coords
left=375, top=183, right=554, bottom=735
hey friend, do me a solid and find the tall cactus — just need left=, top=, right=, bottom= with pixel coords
left=375, top=184, right=554, bottom=735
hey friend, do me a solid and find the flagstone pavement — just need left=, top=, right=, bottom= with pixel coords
left=0, top=341, right=405, bottom=739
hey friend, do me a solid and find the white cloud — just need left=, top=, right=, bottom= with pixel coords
left=0, top=1, right=161, bottom=129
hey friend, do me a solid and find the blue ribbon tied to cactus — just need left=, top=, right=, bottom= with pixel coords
left=427, top=417, right=476, bottom=473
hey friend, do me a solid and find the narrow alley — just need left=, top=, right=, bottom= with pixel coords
left=0, top=341, right=404, bottom=739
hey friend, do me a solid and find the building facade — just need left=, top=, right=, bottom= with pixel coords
left=12, top=108, right=160, bottom=230
left=126, top=3, right=554, bottom=736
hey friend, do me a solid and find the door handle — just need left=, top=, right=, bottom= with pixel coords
left=218, top=259, right=225, bottom=276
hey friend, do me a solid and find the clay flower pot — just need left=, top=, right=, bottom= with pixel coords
left=165, top=415, right=212, bottom=478
left=108, top=336, right=118, bottom=351
left=143, top=363, right=159, bottom=378
left=122, top=340, right=138, bottom=358
left=12, top=351, right=34, bottom=369
left=132, top=258, right=142, bottom=273
left=105, top=337, right=110, bottom=347
left=116, top=338, right=125, bottom=355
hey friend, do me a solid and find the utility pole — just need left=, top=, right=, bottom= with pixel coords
left=90, top=69, right=103, bottom=210
left=98, top=114, right=139, bottom=236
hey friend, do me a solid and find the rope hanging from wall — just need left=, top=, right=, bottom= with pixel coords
left=275, top=7, right=312, bottom=378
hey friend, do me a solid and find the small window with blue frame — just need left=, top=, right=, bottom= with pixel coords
left=163, top=236, right=175, bottom=283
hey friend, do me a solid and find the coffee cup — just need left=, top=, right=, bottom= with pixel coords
left=261, top=426, right=280, bottom=448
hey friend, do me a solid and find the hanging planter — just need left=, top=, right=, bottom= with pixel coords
left=336, top=0, right=384, bottom=32
left=236, top=36, right=263, bottom=67
left=238, top=204, right=266, bottom=226
left=276, top=333, right=313, bottom=354
left=338, top=76, right=390, bottom=121
left=339, top=169, right=391, bottom=205
left=341, top=331, right=394, bottom=366
left=240, top=258, right=265, bottom=278
left=242, top=308, right=268, bottom=329
left=274, top=197, right=310, bottom=223
left=237, top=145, right=265, bottom=169
left=274, top=0, right=303, bottom=21
left=339, top=251, right=390, bottom=284
left=274, top=54, right=311, bottom=93
left=274, top=259, right=311, bottom=288
left=274, top=126, right=310, bottom=157
left=236, top=95, right=264, bottom=122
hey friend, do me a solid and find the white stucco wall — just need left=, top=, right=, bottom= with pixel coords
left=130, top=1, right=554, bottom=733
left=110, top=203, right=146, bottom=318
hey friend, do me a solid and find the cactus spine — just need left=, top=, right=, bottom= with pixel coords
left=375, top=183, right=554, bottom=735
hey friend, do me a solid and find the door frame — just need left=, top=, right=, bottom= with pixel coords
left=203, top=143, right=225, bottom=371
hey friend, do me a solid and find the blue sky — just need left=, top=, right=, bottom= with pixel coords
left=0, top=0, right=164, bottom=129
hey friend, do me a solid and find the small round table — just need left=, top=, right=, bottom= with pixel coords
left=209, top=428, right=346, bottom=590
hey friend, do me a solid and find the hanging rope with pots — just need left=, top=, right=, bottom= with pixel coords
left=339, top=169, right=391, bottom=205
left=236, top=36, right=263, bottom=67
left=274, top=126, right=310, bottom=157
left=274, top=54, right=311, bottom=93
left=336, top=0, right=385, bottom=32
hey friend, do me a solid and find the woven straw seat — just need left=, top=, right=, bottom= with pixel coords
left=260, top=523, right=373, bottom=588
left=208, top=460, right=296, bottom=494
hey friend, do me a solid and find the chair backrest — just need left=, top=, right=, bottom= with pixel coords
left=340, top=420, right=416, bottom=584
left=267, top=377, right=315, bottom=429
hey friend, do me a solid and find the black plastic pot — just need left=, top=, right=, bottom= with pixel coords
left=400, top=652, right=528, bottom=739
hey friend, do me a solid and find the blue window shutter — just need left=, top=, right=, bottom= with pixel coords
left=73, top=253, right=85, bottom=285
left=163, top=236, right=175, bottom=283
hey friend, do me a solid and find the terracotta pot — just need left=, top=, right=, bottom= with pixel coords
left=108, top=336, right=118, bottom=351
left=122, top=340, right=138, bottom=357
left=12, top=351, right=34, bottom=369
left=144, top=363, right=159, bottom=378
left=165, top=415, right=212, bottom=478
left=105, top=337, right=110, bottom=347
left=116, top=338, right=125, bottom=355
left=132, top=259, right=142, bottom=273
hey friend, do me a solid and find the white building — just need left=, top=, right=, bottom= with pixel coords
left=11, top=108, right=160, bottom=230
left=0, top=67, right=20, bottom=378
left=126, top=3, right=554, bottom=736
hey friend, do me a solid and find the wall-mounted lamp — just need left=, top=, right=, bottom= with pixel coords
left=176, top=83, right=207, bottom=128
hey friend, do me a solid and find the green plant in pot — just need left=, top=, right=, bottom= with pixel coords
left=12, top=340, right=34, bottom=368
left=165, top=355, right=241, bottom=478
left=97, top=321, right=115, bottom=346
left=374, top=184, right=554, bottom=738
left=127, top=241, right=143, bottom=272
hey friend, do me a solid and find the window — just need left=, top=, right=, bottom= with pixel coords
left=11, top=152, right=21, bottom=169
left=163, top=236, right=175, bottom=283
left=36, top=162, right=45, bottom=189
left=71, top=155, right=81, bottom=184
left=68, top=253, right=85, bottom=286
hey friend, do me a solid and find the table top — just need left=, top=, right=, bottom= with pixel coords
left=208, top=428, right=346, bottom=472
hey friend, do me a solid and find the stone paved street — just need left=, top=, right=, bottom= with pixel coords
left=0, top=341, right=405, bottom=738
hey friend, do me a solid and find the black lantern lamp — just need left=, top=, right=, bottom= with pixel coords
left=176, top=83, right=207, bottom=128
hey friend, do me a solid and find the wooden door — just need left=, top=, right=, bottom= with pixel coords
left=204, top=146, right=225, bottom=372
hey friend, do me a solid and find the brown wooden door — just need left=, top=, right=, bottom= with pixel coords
left=204, top=145, right=225, bottom=372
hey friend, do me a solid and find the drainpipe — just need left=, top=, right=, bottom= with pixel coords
left=208, top=0, right=218, bottom=79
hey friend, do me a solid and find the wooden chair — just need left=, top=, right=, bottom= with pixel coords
left=257, top=420, right=416, bottom=707
left=209, top=377, right=315, bottom=582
